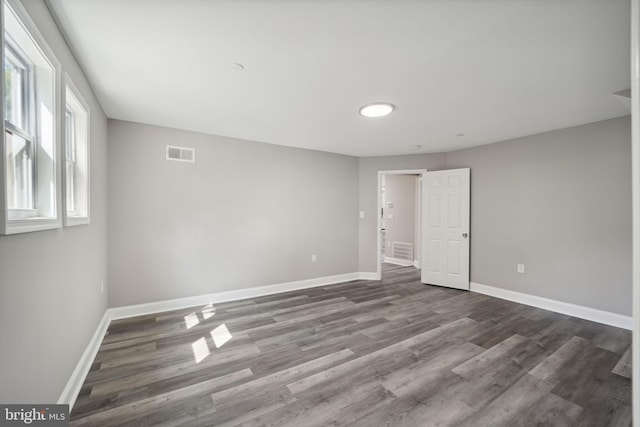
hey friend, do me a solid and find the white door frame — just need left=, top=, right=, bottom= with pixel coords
left=376, top=169, right=428, bottom=280
left=630, top=0, right=639, bottom=423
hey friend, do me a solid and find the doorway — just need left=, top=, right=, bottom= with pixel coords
left=377, top=169, right=426, bottom=280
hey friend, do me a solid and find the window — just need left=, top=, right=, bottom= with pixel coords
left=5, top=38, right=34, bottom=212
left=63, top=78, right=89, bottom=225
left=1, top=0, right=60, bottom=234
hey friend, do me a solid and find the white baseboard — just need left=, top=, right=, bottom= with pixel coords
left=109, top=272, right=362, bottom=320
left=358, top=272, right=380, bottom=281
left=57, top=310, right=110, bottom=409
left=384, top=257, right=414, bottom=267
left=470, top=282, right=632, bottom=330
left=59, top=271, right=371, bottom=409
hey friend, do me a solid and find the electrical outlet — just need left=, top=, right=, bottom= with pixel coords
left=359, top=211, right=365, bottom=219
left=100, top=280, right=105, bottom=293
left=311, top=254, right=317, bottom=263
left=517, top=264, right=525, bottom=274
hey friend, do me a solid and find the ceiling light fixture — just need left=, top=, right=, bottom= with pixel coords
left=359, top=102, right=395, bottom=118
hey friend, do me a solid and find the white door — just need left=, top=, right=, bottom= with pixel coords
left=421, top=168, right=470, bottom=290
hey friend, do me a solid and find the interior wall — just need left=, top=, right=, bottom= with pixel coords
left=0, top=0, right=109, bottom=403
left=446, top=116, right=632, bottom=315
left=382, top=175, right=418, bottom=259
left=358, top=117, right=631, bottom=316
left=108, top=120, right=359, bottom=307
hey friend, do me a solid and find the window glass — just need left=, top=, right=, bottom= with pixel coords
left=5, top=132, right=33, bottom=209
left=4, top=45, right=29, bottom=131
left=65, top=109, right=75, bottom=212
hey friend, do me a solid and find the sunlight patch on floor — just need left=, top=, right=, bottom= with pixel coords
left=184, top=312, right=200, bottom=329
left=192, top=337, right=210, bottom=363
left=211, top=323, right=232, bottom=348
left=202, top=304, right=216, bottom=320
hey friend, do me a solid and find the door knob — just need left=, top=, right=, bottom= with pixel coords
left=462, top=233, right=468, bottom=238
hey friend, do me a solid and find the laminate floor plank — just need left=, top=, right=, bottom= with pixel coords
left=86, top=344, right=262, bottom=403
left=210, top=348, right=355, bottom=409
left=70, top=264, right=631, bottom=426
left=550, top=345, right=623, bottom=407
left=70, top=369, right=253, bottom=427
left=83, top=340, right=260, bottom=388
left=93, top=341, right=158, bottom=363
left=382, top=341, right=485, bottom=399
left=572, top=373, right=631, bottom=427
left=613, top=346, right=633, bottom=379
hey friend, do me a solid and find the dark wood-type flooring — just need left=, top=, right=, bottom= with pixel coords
left=71, top=264, right=632, bottom=426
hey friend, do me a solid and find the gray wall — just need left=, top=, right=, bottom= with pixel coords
left=446, top=116, right=632, bottom=315
left=0, top=0, right=108, bottom=403
left=382, top=175, right=417, bottom=258
left=358, top=116, right=632, bottom=316
left=108, top=120, right=359, bottom=307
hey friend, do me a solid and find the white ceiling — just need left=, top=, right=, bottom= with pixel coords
left=48, top=0, right=631, bottom=157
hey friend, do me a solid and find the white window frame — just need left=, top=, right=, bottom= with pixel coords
left=62, top=75, right=89, bottom=226
left=0, top=0, right=61, bottom=234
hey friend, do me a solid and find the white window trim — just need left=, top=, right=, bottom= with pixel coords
left=62, top=74, right=90, bottom=227
left=1, top=0, right=62, bottom=235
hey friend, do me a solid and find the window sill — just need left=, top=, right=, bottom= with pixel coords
left=7, top=208, right=38, bottom=221
left=5, top=217, right=61, bottom=235
left=64, top=214, right=90, bottom=227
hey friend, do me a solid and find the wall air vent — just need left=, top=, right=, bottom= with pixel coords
left=392, top=242, right=414, bottom=261
left=166, top=145, right=195, bottom=163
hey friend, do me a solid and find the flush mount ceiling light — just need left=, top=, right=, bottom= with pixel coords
left=359, top=102, right=395, bottom=118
